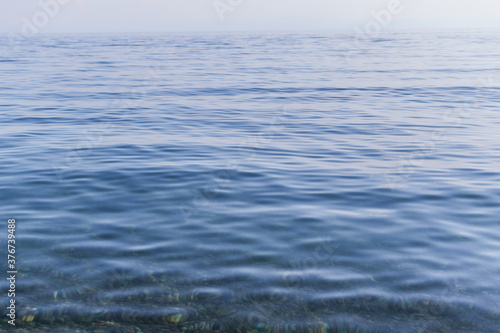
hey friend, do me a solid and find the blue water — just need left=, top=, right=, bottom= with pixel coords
left=1, top=31, right=500, bottom=332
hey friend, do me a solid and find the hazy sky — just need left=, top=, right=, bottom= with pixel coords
left=1, top=0, right=500, bottom=34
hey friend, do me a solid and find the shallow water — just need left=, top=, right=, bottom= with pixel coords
left=1, top=30, right=500, bottom=332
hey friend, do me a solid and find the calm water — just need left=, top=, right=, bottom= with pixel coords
left=1, top=31, right=500, bottom=332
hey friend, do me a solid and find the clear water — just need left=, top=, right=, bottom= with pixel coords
left=1, top=31, right=500, bottom=332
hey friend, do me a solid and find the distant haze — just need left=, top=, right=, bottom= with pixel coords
left=1, top=0, right=500, bottom=35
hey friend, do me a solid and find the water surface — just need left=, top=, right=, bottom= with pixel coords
left=1, top=31, right=500, bottom=332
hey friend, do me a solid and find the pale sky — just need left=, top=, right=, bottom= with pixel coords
left=1, top=0, right=500, bottom=34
